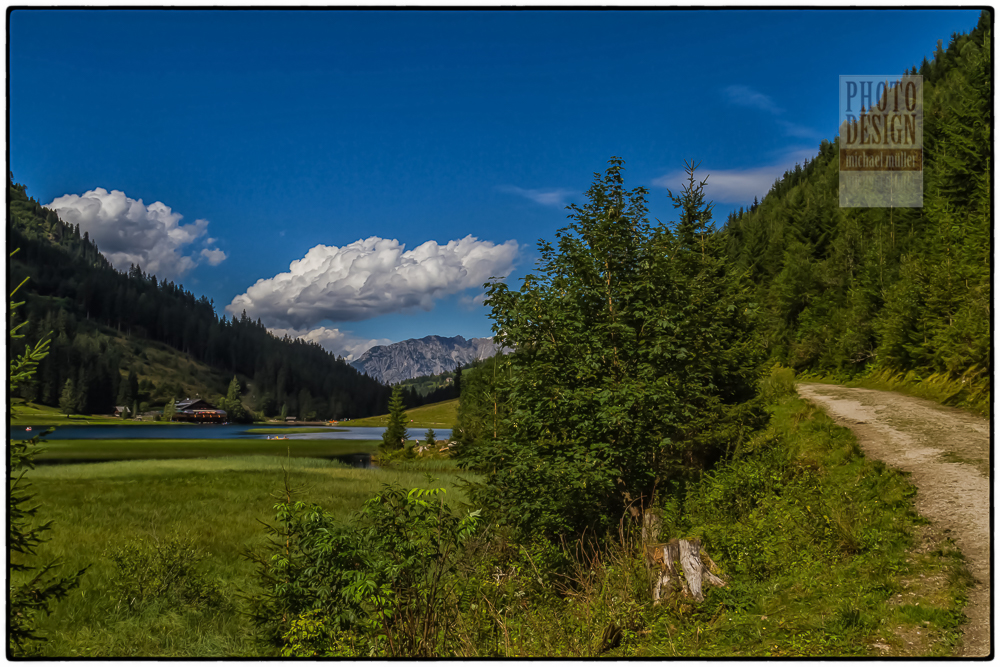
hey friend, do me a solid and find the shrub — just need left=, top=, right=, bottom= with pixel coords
left=248, top=484, right=482, bottom=657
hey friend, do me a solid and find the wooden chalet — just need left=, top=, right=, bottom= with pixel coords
left=171, top=398, right=227, bottom=424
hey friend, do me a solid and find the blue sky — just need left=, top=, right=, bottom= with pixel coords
left=9, top=8, right=982, bottom=358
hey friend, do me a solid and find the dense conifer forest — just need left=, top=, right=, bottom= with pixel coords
left=8, top=181, right=392, bottom=419
left=721, top=13, right=990, bottom=404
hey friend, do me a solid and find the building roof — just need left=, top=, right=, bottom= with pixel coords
left=176, top=398, right=216, bottom=411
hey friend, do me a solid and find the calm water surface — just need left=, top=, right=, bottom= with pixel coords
left=10, top=424, right=452, bottom=441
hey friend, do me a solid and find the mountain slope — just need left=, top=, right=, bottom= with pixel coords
left=721, top=12, right=989, bottom=402
left=8, top=179, right=391, bottom=419
left=351, top=335, right=501, bottom=384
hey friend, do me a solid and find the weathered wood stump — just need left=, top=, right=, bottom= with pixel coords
left=644, top=538, right=726, bottom=603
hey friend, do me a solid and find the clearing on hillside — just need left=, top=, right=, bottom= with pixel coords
left=346, top=398, right=458, bottom=429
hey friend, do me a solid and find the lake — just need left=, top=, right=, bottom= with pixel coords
left=9, top=424, right=453, bottom=442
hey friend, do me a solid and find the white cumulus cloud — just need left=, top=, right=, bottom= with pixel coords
left=268, top=326, right=392, bottom=361
left=45, top=188, right=225, bottom=278
left=200, top=248, right=228, bottom=266
left=228, top=235, right=519, bottom=329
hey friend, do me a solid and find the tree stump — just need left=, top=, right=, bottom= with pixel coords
left=645, top=538, right=726, bottom=603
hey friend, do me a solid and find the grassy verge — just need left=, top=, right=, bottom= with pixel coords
left=630, top=394, right=970, bottom=657
left=245, top=427, right=346, bottom=435
left=23, top=455, right=476, bottom=657
left=346, top=398, right=458, bottom=429
left=32, top=439, right=380, bottom=463
left=798, top=368, right=988, bottom=418
left=9, top=400, right=184, bottom=427
left=17, top=379, right=969, bottom=657
left=458, top=389, right=970, bottom=657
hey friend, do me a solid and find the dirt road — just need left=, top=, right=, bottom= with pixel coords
left=796, top=383, right=990, bottom=658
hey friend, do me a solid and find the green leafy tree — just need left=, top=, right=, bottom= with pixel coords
left=59, top=378, right=77, bottom=417
left=220, top=375, right=252, bottom=423
left=9, top=260, right=86, bottom=655
left=463, top=158, right=766, bottom=539
left=163, top=397, right=177, bottom=421
left=247, top=483, right=480, bottom=657
left=424, top=428, right=436, bottom=447
left=380, top=386, right=409, bottom=452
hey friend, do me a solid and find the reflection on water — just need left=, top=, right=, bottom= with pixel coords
left=8, top=424, right=451, bottom=442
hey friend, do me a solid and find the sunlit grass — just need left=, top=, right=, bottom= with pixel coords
left=346, top=398, right=458, bottom=429
left=25, top=455, right=476, bottom=657
left=32, top=438, right=380, bottom=463
left=9, top=399, right=183, bottom=427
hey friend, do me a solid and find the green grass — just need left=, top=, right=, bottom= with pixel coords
left=21, top=455, right=476, bottom=657
left=32, top=438, right=380, bottom=463
left=9, top=400, right=185, bottom=427
left=245, top=427, right=346, bottom=435
left=460, top=389, right=970, bottom=658
left=346, top=398, right=458, bottom=429
left=16, top=376, right=969, bottom=657
left=628, top=393, right=970, bottom=658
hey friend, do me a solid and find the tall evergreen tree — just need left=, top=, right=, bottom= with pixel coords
left=381, top=386, right=409, bottom=452
left=9, top=265, right=85, bottom=655
left=59, top=379, right=76, bottom=417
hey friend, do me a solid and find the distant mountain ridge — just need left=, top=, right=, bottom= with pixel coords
left=351, top=335, right=502, bottom=384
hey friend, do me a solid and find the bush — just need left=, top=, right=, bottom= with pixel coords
left=248, top=484, right=482, bottom=657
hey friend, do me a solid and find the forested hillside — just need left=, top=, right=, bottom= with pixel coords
left=722, top=12, right=990, bottom=407
left=8, top=179, right=391, bottom=419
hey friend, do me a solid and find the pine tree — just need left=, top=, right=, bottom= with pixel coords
left=221, top=375, right=251, bottom=423
left=59, top=379, right=76, bottom=417
left=424, top=428, right=437, bottom=447
left=9, top=263, right=85, bottom=655
left=381, top=385, right=409, bottom=452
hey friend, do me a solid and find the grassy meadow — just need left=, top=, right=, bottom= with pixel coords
left=9, top=399, right=184, bottom=427
left=14, top=382, right=970, bottom=658
left=23, top=455, right=476, bottom=657
left=32, top=438, right=379, bottom=463
left=346, top=397, right=458, bottom=429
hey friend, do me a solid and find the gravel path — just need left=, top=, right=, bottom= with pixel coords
left=796, top=383, right=990, bottom=658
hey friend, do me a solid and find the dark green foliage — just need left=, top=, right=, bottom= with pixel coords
left=58, top=378, right=77, bottom=417
left=452, top=354, right=512, bottom=459
left=425, top=428, right=437, bottom=446
left=247, top=484, right=481, bottom=657
left=9, top=266, right=86, bottom=656
left=461, top=159, right=766, bottom=539
left=723, top=14, right=990, bottom=396
left=396, top=367, right=462, bottom=407
left=380, top=386, right=409, bottom=452
left=218, top=375, right=252, bottom=423
left=8, top=178, right=392, bottom=419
